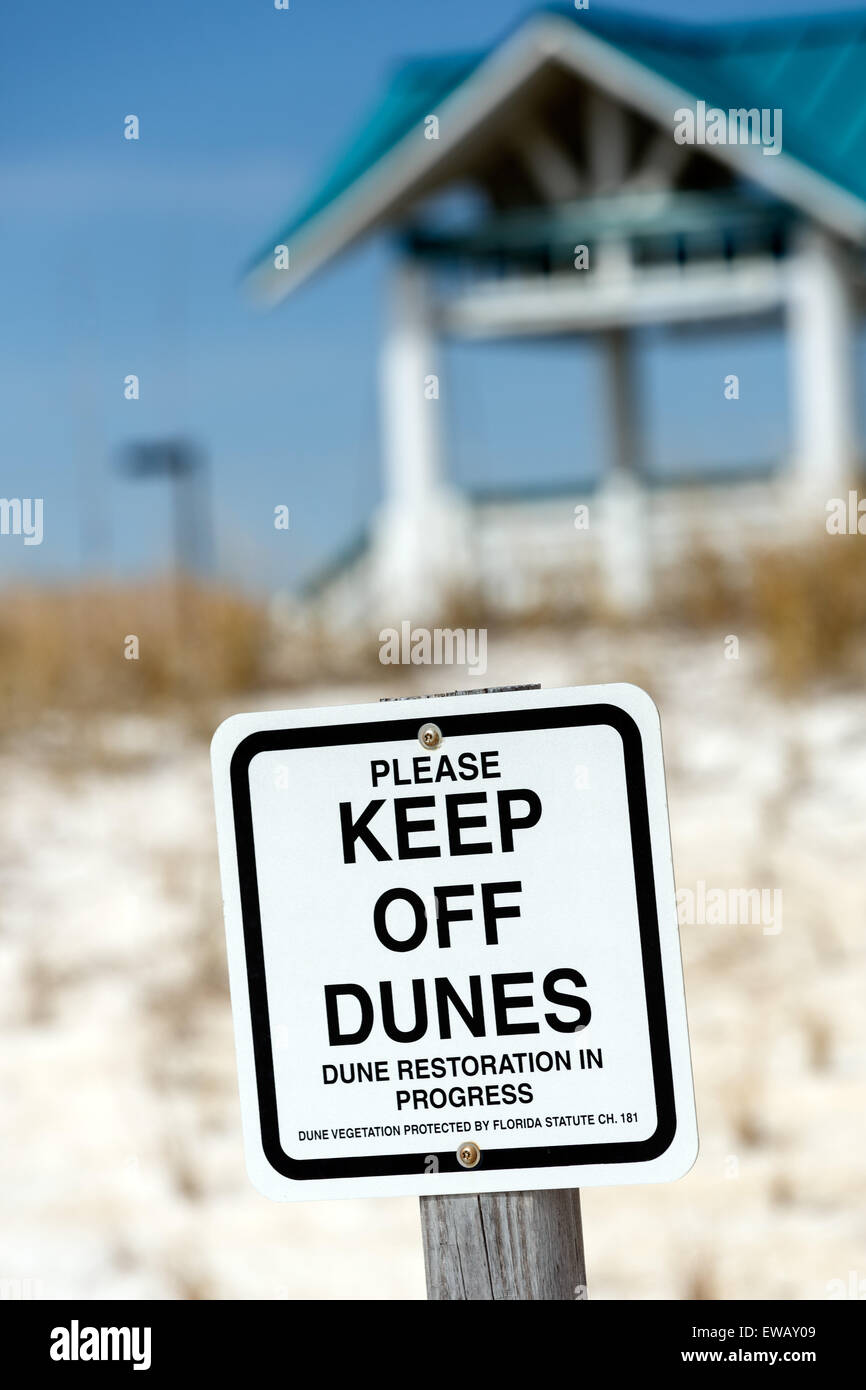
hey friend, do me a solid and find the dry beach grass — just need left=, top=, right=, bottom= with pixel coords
left=1, top=529, right=866, bottom=727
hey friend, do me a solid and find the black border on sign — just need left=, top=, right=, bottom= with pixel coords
left=229, top=703, right=676, bottom=1180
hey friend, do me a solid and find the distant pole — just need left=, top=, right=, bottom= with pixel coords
left=120, top=438, right=213, bottom=577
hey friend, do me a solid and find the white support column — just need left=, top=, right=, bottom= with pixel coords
left=595, top=329, right=651, bottom=614
left=788, top=229, right=858, bottom=505
left=371, top=259, right=470, bottom=624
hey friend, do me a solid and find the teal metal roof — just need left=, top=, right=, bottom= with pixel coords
left=276, top=54, right=480, bottom=250
left=577, top=7, right=866, bottom=207
left=250, top=6, right=866, bottom=286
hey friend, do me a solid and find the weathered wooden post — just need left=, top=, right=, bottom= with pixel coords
left=411, top=687, right=586, bottom=1301
left=420, top=1188, right=586, bottom=1300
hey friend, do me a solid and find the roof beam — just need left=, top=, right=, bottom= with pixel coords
left=586, top=89, right=629, bottom=194
left=512, top=117, right=583, bottom=203
left=441, top=257, right=787, bottom=338
left=624, top=127, right=691, bottom=192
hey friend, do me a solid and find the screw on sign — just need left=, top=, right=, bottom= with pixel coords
left=211, top=683, right=698, bottom=1300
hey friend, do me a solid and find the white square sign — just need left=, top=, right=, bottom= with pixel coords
left=211, top=683, right=697, bottom=1201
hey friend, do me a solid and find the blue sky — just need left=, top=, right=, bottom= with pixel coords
left=2, top=0, right=863, bottom=591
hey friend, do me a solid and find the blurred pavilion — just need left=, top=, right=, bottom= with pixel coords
left=247, top=6, right=866, bottom=623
